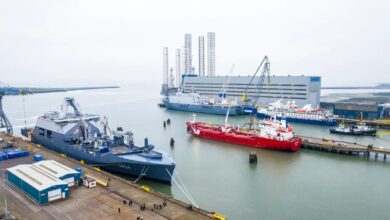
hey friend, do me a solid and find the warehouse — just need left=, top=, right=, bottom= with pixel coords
left=7, top=164, right=69, bottom=205
left=33, top=160, right=81, bottom=187
left=321, top=101, right=384, bottom=119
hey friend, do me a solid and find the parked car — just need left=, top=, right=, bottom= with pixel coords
left=337, top=143, right=347, bottom=147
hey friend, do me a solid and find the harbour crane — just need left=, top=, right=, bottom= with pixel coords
left=241, top=56, right=271, bottom=113
left=241, top=56, right=271, bottom=130
left=0, top=92, right=13, bottom=134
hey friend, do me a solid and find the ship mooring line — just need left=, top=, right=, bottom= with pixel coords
left=165, top=168, right=198, bottom=208
left=133, top=166, right=148, bottom=184
left=173, top=169, right=198, bottom=208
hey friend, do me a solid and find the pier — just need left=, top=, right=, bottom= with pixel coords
left=299, top=136, right=390, bottom=160
left=0, top=133, right=216, bottom=220
left=0, top=86, right=119, bottom=95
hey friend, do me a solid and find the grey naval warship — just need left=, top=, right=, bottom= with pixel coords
left=22, top=97, right=175, bottom=184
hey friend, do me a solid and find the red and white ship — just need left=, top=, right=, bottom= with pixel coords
left=186, top=116, right=302, bottom=152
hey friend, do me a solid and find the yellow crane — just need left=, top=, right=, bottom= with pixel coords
left=242, top=56, right=271, bottom=107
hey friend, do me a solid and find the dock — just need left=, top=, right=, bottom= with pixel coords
left=0, top=133, right=217, bottom=220
left=0, top=86, right=119, bottom=95
left=300, top=136, right=390, bottom=160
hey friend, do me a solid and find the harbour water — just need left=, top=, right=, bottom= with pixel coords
left=3, top=85, right=390, bottom=220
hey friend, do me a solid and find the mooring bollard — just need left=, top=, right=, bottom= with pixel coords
left=249, top=152, right=257, bottom=164
left=170, top=137, right=175, bottom=147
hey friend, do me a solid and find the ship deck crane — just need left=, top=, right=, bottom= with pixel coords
left=242, top=56, right=271, bottom=113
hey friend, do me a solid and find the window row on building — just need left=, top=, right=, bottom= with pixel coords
left=195, top=92, right=307, bottom=100
left=184, top=82, right=307, bottom=87
left=183, top=89, right=308, bottom=96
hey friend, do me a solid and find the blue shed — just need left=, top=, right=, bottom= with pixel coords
left=7, top=164, right=69, bottom=205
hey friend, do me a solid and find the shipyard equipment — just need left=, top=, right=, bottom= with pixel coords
left=0, top=93, right=13, bottom=134
left=241, top=56, right=271, bottom=108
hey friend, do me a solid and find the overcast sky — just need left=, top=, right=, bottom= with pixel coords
left=0, top=0, right=389, bottom=87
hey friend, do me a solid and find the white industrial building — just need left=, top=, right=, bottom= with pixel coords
left=182, top=75, right=321, bottom=107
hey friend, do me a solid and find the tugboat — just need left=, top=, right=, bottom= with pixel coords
left=21, top=97, right=175, bottom=184
left=330, top=113, right=377, bottom=136
left=186, top=110, right=302, bottom=152
left=330, top=120, right=377, bottom=136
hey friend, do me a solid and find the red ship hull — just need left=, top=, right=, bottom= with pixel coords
left=186, top=122, right=302, bottom=152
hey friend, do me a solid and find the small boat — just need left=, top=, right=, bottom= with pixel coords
left=330, top=113, right=377, bottom=136
left=330, top=123, right=377, bottom=136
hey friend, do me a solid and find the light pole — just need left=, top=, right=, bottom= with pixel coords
left=2, top=168, right=8, bottom=219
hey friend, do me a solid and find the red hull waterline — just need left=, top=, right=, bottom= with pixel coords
left=186, top=122, right=302, bottom=152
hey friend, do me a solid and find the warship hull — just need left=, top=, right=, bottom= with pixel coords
left=24, top=128, right=175, bottom=184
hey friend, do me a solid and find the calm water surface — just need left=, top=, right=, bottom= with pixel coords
left=3, top=86, right=390, bottom=220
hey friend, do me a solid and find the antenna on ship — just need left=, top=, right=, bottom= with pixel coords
left=101, top=116, right=111, bottom=136
left=220, top=64, right=235, bottom=103
left=20, top=90, right=28, bottom=129
left=225, top=105, right=231, bottom=127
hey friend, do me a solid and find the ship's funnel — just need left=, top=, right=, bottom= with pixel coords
left=144, top=137, right=149, bottom=147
